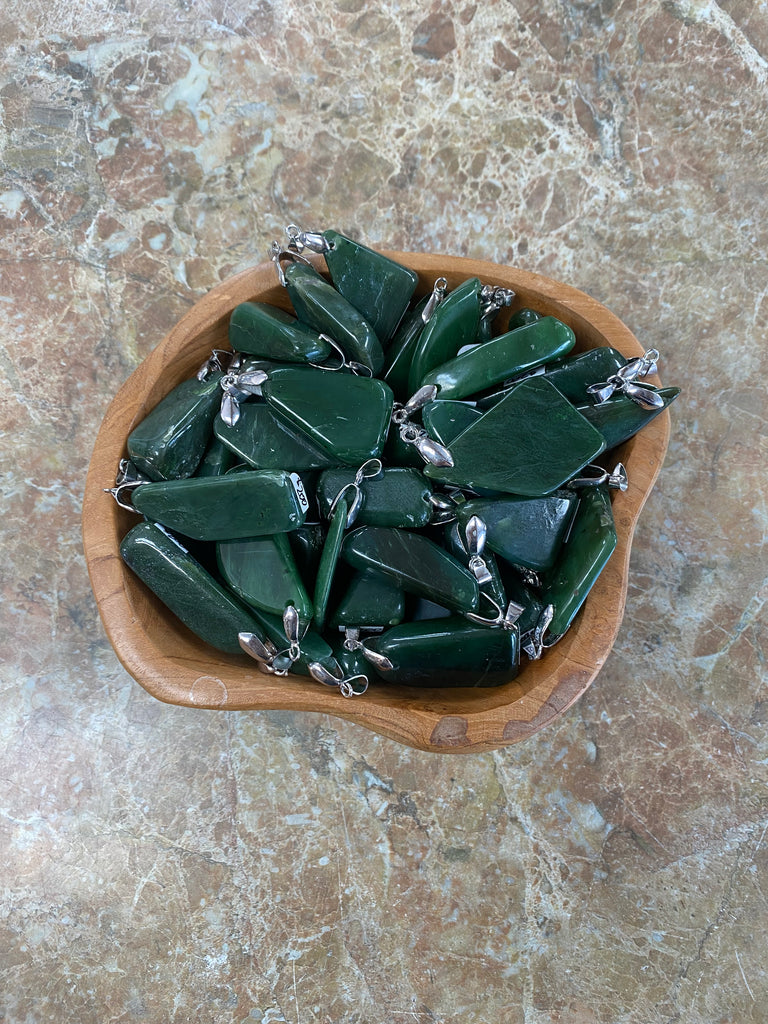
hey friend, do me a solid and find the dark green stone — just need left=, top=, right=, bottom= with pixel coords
left=575, top=386, right=680, bottom=450
left=421, top=316, right=576, bottom=400
left=316, top=467, right=433, bottom=529
left=408, top=277, right=482, bottom=394
left=214, top=402, right=341, bottom=471
left=120, top=520, right=266, bottom=654
left=341, top=526, right=479, bottom=613
left=382, top=295, right=429, bottom=398
left=217, top=533, right=313, bottom=623
left=262, top=367, right=394, bottom=464
left=505, top=307, right=542, bottom=331
left=288, top=524, right=327, bottom=586
left=229, top=301, right=332, bottom=363
left=425, top=377, right=606, bottom=496
left=195, top=435, right=236, bottom=477
left=382, top=424, right=426, bottom=467
left=333, top=642, right=371, bottom=685
left=422, top=400, right=482, bottom=446
left=365, top=617, right=519, bottom=687
left=456, top=491, right=579, bottom=572
left=542, top=346, right=626, bottom=404
left=284, top=261, right=384, bottom=373
left=443, top=520, right=507, bottom=610
left=544, top=486, right=617, bottom=637
left=322, top=230, right=419, bottom=344
left=248, top=607, right=337, bottom=677
left=127, top=373, right=222, bottom=481
left=131, top=470, right=307, bottom=541
left=313, top=496, right=349, bottom=632
left=330, top=570, right=406, bottom=628
left=497, top=565, right=544, bottom=637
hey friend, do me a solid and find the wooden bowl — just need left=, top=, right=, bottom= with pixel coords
left=82, top=252, right=670, bottom=753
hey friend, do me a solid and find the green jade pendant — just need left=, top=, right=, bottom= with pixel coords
left=425, top=377, right=606, bottom=497
left=313, top=492, right=350, bottom=632
left=506, top=307, right=542, bottom=332
left=284, top=261, right=384, bottom=373
left=575, top=386, right=680, bottom=450
left=229, top=301, right=332, bottom=364
left=422, top=400, right=482, bottom=446
left=542, top=346, right=627, bottom=404
left=195, top=435, right=236, bottom=478
left=131, top=469, right=308, bottom=541
left=365, top=617, right=519, bottom=688
left=120, top=521, right=267, bottom=654
left=330, top=570, right=406, bottom=629
left=443, top=520, right=508, bottom=612
left=316, top=467, right=433, bottom=529
left=247, top=607, right=337, bottom=677
left=214, top=402, right=341, bottom=471
left=320, top=230, right=419, bottom=345
left=382, top=295, right=430, bottom=399
left=217, top=532, right=313, bottom=623
left=127, top=372, right=222, bottom=481
left=543, top=485, right=617, bottom=638
left=408, top=277, right=482, bottom=394
left=288, top=524, right=326, bottom=585
left=262, top=367, right=394, bottom=465
left=342, top=526, right=479, bottom=614
left=421, top=316, right=576, bottom=401
left=456, top=491, right=579, bottom=572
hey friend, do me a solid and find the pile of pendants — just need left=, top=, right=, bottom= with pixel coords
left=109, top=226, right=679, bottom=698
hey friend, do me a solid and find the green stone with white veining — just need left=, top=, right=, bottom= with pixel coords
left=341, top=526, right=479, bottom=613
left=316, top=467, right=433, bottom=528
left=214, top=402, right=341, bottom=471
left=422, top=400, right=482, bottom=446
left=217, top=532, right=313, bottom=622
left=229, top=301, right=332, bottom=363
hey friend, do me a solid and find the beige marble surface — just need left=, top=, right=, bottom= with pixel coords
left=1, top=0, right=767, bottom=1020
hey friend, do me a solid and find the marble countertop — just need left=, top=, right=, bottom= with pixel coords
left=1, top=1, right=766, bottom=1020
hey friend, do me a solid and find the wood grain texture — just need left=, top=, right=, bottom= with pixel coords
left=82, top=253, right=671, bottom=753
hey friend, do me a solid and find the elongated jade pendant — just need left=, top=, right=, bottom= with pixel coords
left=544, top=485, right=617, bottom=637
left=131, top=470, right=308, bottom=541
left=127, top=373, right=222, bottom=481
left=425, top=377, right=605, bottom=496
left=443, top=520, right=508, bottom=611
left=321, top=230, right=419, bottom=344
left=288, top=524, right=326, bottom=585
left=247, top=607, right=337, bottom=677
left=382, top=295, right=429, bottom=399
left=313, top=494, right=350, bottom=632
left=214, top=402, right=341, bottom=471
left=262, top=367, right=394, bottom=464
left=575, top=387, right=680, bottom=449
left=195, top=435, right=236, bottom=478
left=421, top=316, right=576, bottom=401
left=365, top=617, right=519, bottom=687
left=342, top=526, right=479, bottom=613
left=229, top=301, right=332, bottom=364
left=330, top=570, right=405, bottom=628
left=217, top=533, right=313, bottom=623
left=120, top=520, right=267, bottom=654
left=316, top=467, right=433, bottom=529
left=408, top=277, right=482, bottom=393
left=284, top=261, right=384, bottom=373
left=456, top=491, right=579, bottom=572
left=542, top=346, right=627, bottom=404
left=421, top=400, right=482, bottom=446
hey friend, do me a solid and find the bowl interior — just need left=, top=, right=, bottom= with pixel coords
left=82, top=252, right=670, bottom=753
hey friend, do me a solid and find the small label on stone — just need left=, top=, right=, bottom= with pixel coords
left=290, top=472, right=310, bottom=512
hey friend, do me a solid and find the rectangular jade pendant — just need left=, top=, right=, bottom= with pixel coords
left=316, top=467, right=433, bottom=529
left=120, top=520, right=268, bottom=654
left=131, top=470, right=307, bottom=541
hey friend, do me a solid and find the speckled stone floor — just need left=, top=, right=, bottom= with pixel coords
left=1, top=1, right=767, bottom=1021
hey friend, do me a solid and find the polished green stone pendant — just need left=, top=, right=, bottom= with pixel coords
left=443, top=520, right=508, bottom=611
left=425, top=377, right=606, bottom=496
left=421, top=316, right=576, bottom=400
left=575, top=387, right=680, bottom=449
left=544, top=485, right=617, bottom=637
left=248, top=607, right=337, bottom=677
left=316, top=467, right=433, bottom=529
left=229, top=301, right=332, bottom=364
left=262, top=367, right=394, bottom=464
left=321, top=230, right=419, bottom=344
left=422, top=400, right=482, bottom=446
left=342, top=526, right=479, bottom=613
left=131, top=469, right=308, bottom=541
left=288, top=524, right=327, bottom=586
left=127, top=373, right=222, bottom=481
left=214, top=401, right=341, bottom=471
left=506, top=307, right=542, bottom=332
left=382, top=295, right=429, bottom=398
left=498, top=565, right=544, bottom=638
left=542, top=346, right=627, bottom=404
left=284, top=261, right=384, bottom=373
left=313, top=494, right=350, bottom=632
left=195, top=435, right=236, bottom=477
left=330, top=570, right=405, bottom=628
left=456, top=491, right=579, bottom=571
left=217, top=532, right=313, bottom=623
left=408, top=277, right=482, bottom=394
left=365, top=617, right=519, bottom=687
left=120, top=520, right=267, bottom=654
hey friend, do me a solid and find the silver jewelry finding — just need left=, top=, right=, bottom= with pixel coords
left=586, top=349, right=663, bottom=409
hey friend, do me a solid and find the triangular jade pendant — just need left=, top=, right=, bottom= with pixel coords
left=262, top=367, right=394, bottom=465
